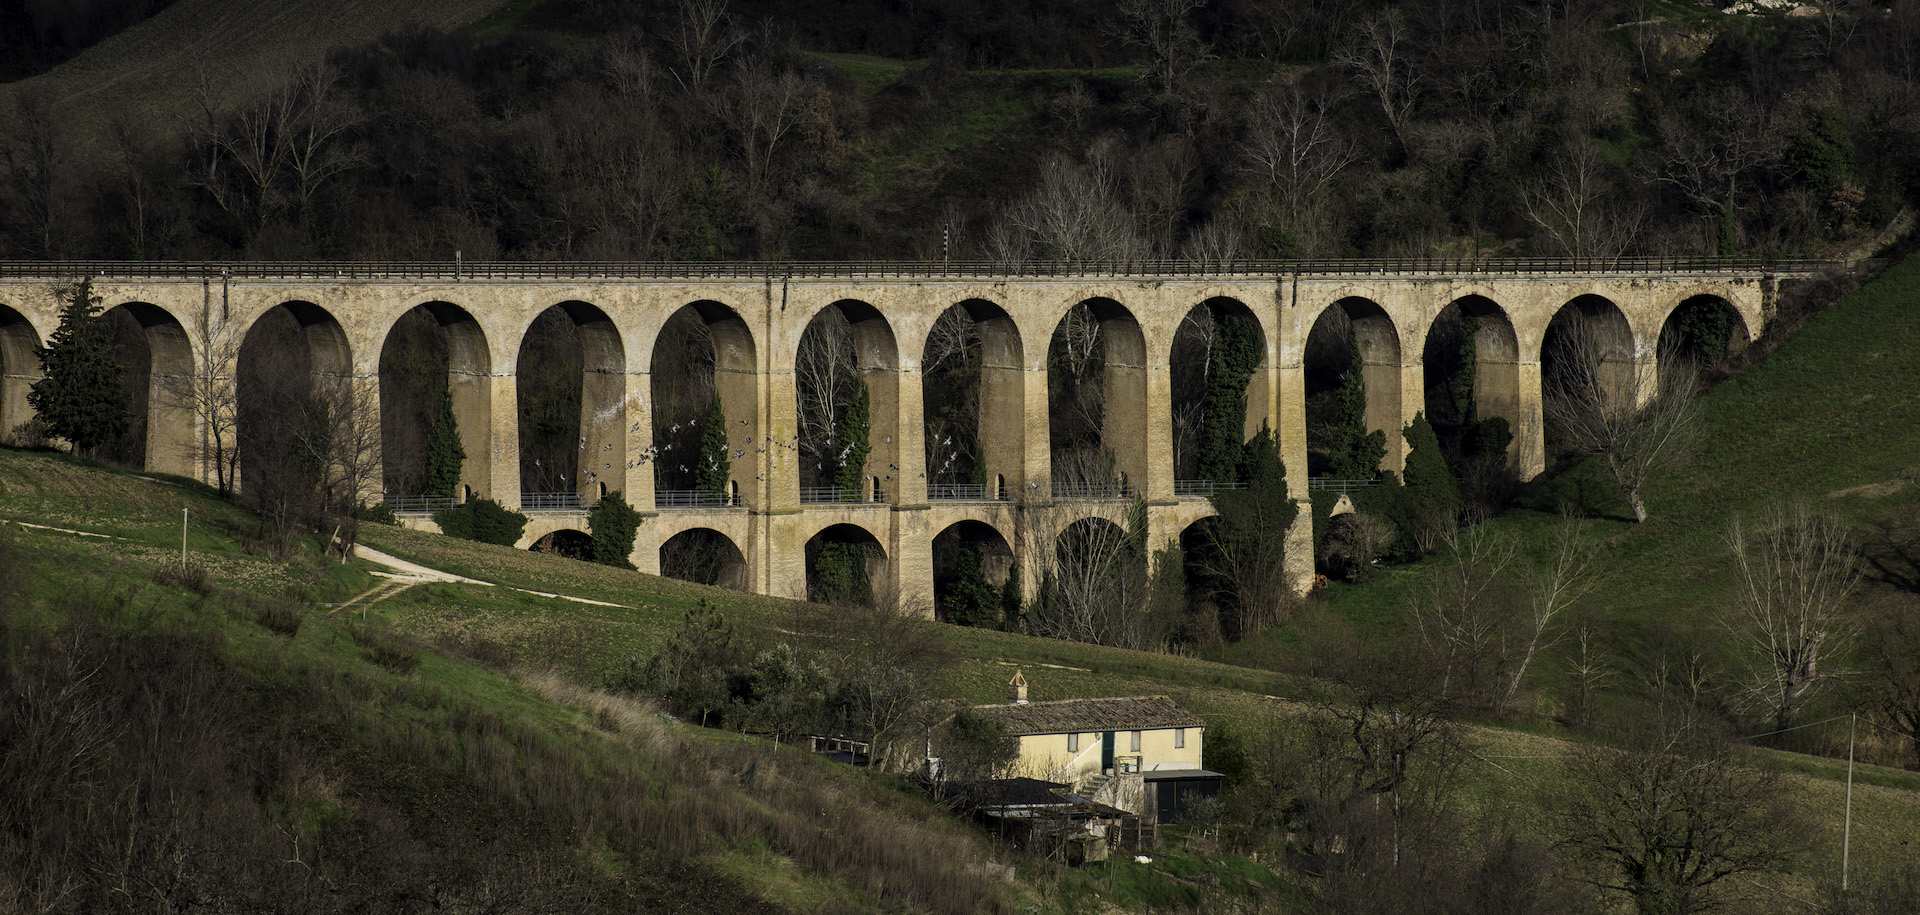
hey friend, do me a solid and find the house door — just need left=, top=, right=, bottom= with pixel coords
left=1101, top=731, right=1115, bottom=772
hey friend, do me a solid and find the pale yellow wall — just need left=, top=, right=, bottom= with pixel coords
left=1011, top=726, right=1205, bottom=782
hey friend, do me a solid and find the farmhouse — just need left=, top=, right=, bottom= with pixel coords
left=960, top=673, right=1220, bottom=827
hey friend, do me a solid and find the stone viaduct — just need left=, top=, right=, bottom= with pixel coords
left=0, top=261, right=1782, bottom=610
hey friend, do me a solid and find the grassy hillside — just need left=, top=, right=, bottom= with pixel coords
left=0, top=454, right=1023, bottom=914
left=1223, top=253, right=1920, bottom=757
left=8, top=248, right=1920, bottom=909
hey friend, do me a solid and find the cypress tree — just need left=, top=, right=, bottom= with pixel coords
left=833, top=381, right=872, bottom=499
left=1195, top=313, right=1263, bottom=484
left=1452, top=314, right=1480, bottom=428
left=1207, top=425, right=1299, bottom=638
left=1399, top=412, right=1461, bottom=556
left=29, top=279, right=129, bottom=457
left=696, top=395, right=731, bottom=503
left=1326, top=332, right=1385, bottom=482
left=423, top=386, right=465, bottom=500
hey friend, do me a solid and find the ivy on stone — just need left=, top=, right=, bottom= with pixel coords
left=1195, top=312, right=1263, bottom=484
left=1326, top=332, right=1385, bottom=482
left=696, top=395, right=731, bottom=502
left=833, top=381, right=872, bottom=499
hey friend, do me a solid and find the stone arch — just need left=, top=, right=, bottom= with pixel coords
left=1658, top=293, right=1750, bottom=375
left=1048, top=297, right=1148, bottom=496
left=923, top=298, right=1025, bottom=497
left=931, top=519, right=1015, bottom=626
left=652, top=300, right=758, bottom=507
left=795, top=299, right=899, bottom=499
left=0, top=304, right=43, bottom=439
left=1304, top=297, right=1401, bottom=478
left=805, top=522, right=889, bottom=606
left=660, top=527, right=749, bottom=590
left=1174, top=515, right=1230, bottom=647
left=1543, top=294, right=1636, bottom=464
left=1041, top=515, right=1146, bottom=645
left=530, top=527, right=594, bottom=561
left=378, top=301, right=492, bottom=503
left=1421, top=295, right=1521, bottom=467
left=1169, top=296, right=1268, bottom=482
left=517, top=301, right=625, bottom=503
left=237, top=301, right=353, bottom=503
left=90, top=302, right=192, bottom=475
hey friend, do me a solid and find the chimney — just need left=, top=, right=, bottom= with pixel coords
left=1009, top=670, right=1028, bottom=704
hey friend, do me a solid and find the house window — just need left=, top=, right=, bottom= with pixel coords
left=1068, top=733, right=1080, bottom=752
left=1174, top=728, right=1186, bottom=748
left=1130, top=731, right=1141, bottom=752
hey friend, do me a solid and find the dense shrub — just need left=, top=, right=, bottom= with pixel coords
left=433, top=497, right=527, bottom=546
left=587, top=490, right=641, bottom=569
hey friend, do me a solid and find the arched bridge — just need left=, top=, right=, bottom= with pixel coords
left=0, top=259, right=1804, bottom=610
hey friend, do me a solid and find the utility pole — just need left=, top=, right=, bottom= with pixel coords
left=1843, top=712, right=1855, bottom=891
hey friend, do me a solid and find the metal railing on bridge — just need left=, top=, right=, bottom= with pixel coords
left=927, top=483, right=1009, bottom=502
left=653, top=490, right=742, bottom=509
left=520, top=491, right=588, bottom=511
left=387, top=495, right=454, bottom=515
left=0, top=256, right=1845, bottom=283
left=1174, top=480, right=1247, bottom=498
left=799, top=487, right=887, bottom=505
left=1050, top=481, right=1138, bottom=500
left=1307, top=477, right=1380, bottom=494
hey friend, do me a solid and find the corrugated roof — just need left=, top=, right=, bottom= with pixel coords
left=970, top=695, right=1204, bottom=735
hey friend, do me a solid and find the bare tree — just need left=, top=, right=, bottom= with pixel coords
left=794, top=308, right=859, bottom=489
left=1023, top=505, right=1152, bottom=649
left=1108, top=0, right=1212, bottom=97
left=304, top=372, right=382, bottom=561
left=1653, top=87, right=1783, bottom=251
left=1522, top=135, right=1647, bottom=261
left=1005, top=153, right=1146, bottom=262
left=1500, top=515, right=1597, bottom=712
left=710, top=62, right=808, bottom=198
left=174, top=288, right=244, bottom=497
left=1412, top=524, right=1519, bottom=706
left=186, top=61, right=364, bottom=239
left=1544, top=317, right=1703, bottom=523
left=666, top=0, right=744, bottom=96
left=1241, top=80, right=1356, bottom=256
left=1337, top=9, right=1423, bottom=147
left=1556, top=727, right=1799, bottom=915
left=1723, top=502, right=1861, bottom=733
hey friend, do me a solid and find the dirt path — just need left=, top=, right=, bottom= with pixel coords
left=353, top=544, right=633, bottom=610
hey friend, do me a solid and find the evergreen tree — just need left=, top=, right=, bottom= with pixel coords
left=1327, top=333, right=1385, bottom=482
left=29, top=279, right=129, bottom=457
left=433, top=498, right=527, bottom=546
left=833, top=381, right=872, bottom=499
left=1399, top=412, right=1461, bottom=555
left=423, top=386, right=465, bottom=500
left=999, top=563, right=1023, bottom=632
left=696, top=395, right=731, bottom=503
left=1195, top=313, right=1263, bottom=484
left=588, top=490, right=642, bottom=569
left=940, top=544, right=998, bottom=627
left=1207, top=425, right=1300, bottom=638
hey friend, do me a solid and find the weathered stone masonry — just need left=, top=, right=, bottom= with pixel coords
left=0, top=264, right=1777, bottom=611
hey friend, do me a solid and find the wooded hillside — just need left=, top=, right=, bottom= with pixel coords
left=1, top=0, right=1914, bottom=263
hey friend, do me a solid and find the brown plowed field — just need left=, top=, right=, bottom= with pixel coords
left=2, top=0, right=504, bottom=170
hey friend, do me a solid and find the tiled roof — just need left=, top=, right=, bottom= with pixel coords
left=970, top=695, right=1204, bottom=735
